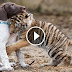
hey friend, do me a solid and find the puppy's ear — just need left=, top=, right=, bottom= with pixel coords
left=1, top=3, right=6, bottom=8
left=1, top=3, right=7, bottom=12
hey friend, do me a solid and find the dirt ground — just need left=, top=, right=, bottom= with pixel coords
left=9, top=13, right=72, bottom=72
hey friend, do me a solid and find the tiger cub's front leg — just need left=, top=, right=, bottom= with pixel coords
left=6, top=40, right=30, bottom=55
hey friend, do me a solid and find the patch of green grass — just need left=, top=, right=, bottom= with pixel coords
left=36, top=8, right=40, bottom=13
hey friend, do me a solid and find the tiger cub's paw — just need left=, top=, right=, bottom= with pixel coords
left=41, top=62, right=56, bottom=67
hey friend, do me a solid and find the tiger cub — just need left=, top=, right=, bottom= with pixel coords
left=10, top=12, right=33, bottom=35
left=31, top=20, right=72, bottom=66
left=7, top=13, right=72, bottom=66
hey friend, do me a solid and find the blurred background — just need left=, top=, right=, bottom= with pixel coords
left=0, top=0, right=72, bottom=72
left=0, top=0, right=72, bottom=15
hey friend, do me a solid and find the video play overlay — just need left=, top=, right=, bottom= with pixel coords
left=26, top=26, right=45, bottom=45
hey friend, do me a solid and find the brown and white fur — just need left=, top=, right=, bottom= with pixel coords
left=0, top=2, right=26, bottom=71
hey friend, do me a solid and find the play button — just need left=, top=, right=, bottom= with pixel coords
left=26, top=26, right=45, bottom=45
left=34, top=32, right=40, bottom=40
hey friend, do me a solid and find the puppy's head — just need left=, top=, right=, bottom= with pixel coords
left=2, top=2, right=26, bottom=18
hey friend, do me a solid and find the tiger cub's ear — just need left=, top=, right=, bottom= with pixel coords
left=22, top=12, right=29, bottom=18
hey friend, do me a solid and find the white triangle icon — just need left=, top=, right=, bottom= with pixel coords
left=34, top=32, right=40, bottom=40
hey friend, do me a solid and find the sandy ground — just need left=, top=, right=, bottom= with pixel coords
left=9, top=13, right=72, bottom=72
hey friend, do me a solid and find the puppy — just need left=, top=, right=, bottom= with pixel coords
left=0, top=2, right=26, bottom=71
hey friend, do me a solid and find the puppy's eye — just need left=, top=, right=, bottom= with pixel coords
left=25, top=15, right=29, bottom=18
left=20, top=14, right=23, bottom=15
left=11, top=4, right=14, bottom=6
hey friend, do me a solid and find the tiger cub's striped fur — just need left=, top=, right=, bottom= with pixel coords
left=30, top=20, right=72, bottom=66
left=7, top=13, right=72, bottom=66
left=10, top=12, right=33, bottom=35
left=20, top=19, right=72, bottom=66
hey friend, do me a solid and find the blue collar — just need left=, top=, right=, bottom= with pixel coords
left=0, top=20, right=10, bottom=25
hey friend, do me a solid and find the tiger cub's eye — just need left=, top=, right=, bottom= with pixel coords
left=25, top=15, right=28, bottom=18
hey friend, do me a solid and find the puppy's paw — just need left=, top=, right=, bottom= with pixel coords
left=20, top=63, right=29, bottom=68
left=0, top=66, right=14, bottom=71
left=10, top=62, right=16, bottom=67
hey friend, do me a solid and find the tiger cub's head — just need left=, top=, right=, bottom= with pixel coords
left=22, top=12, right=34, bottom=29
left=10, top=12, right=34, bottom=33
